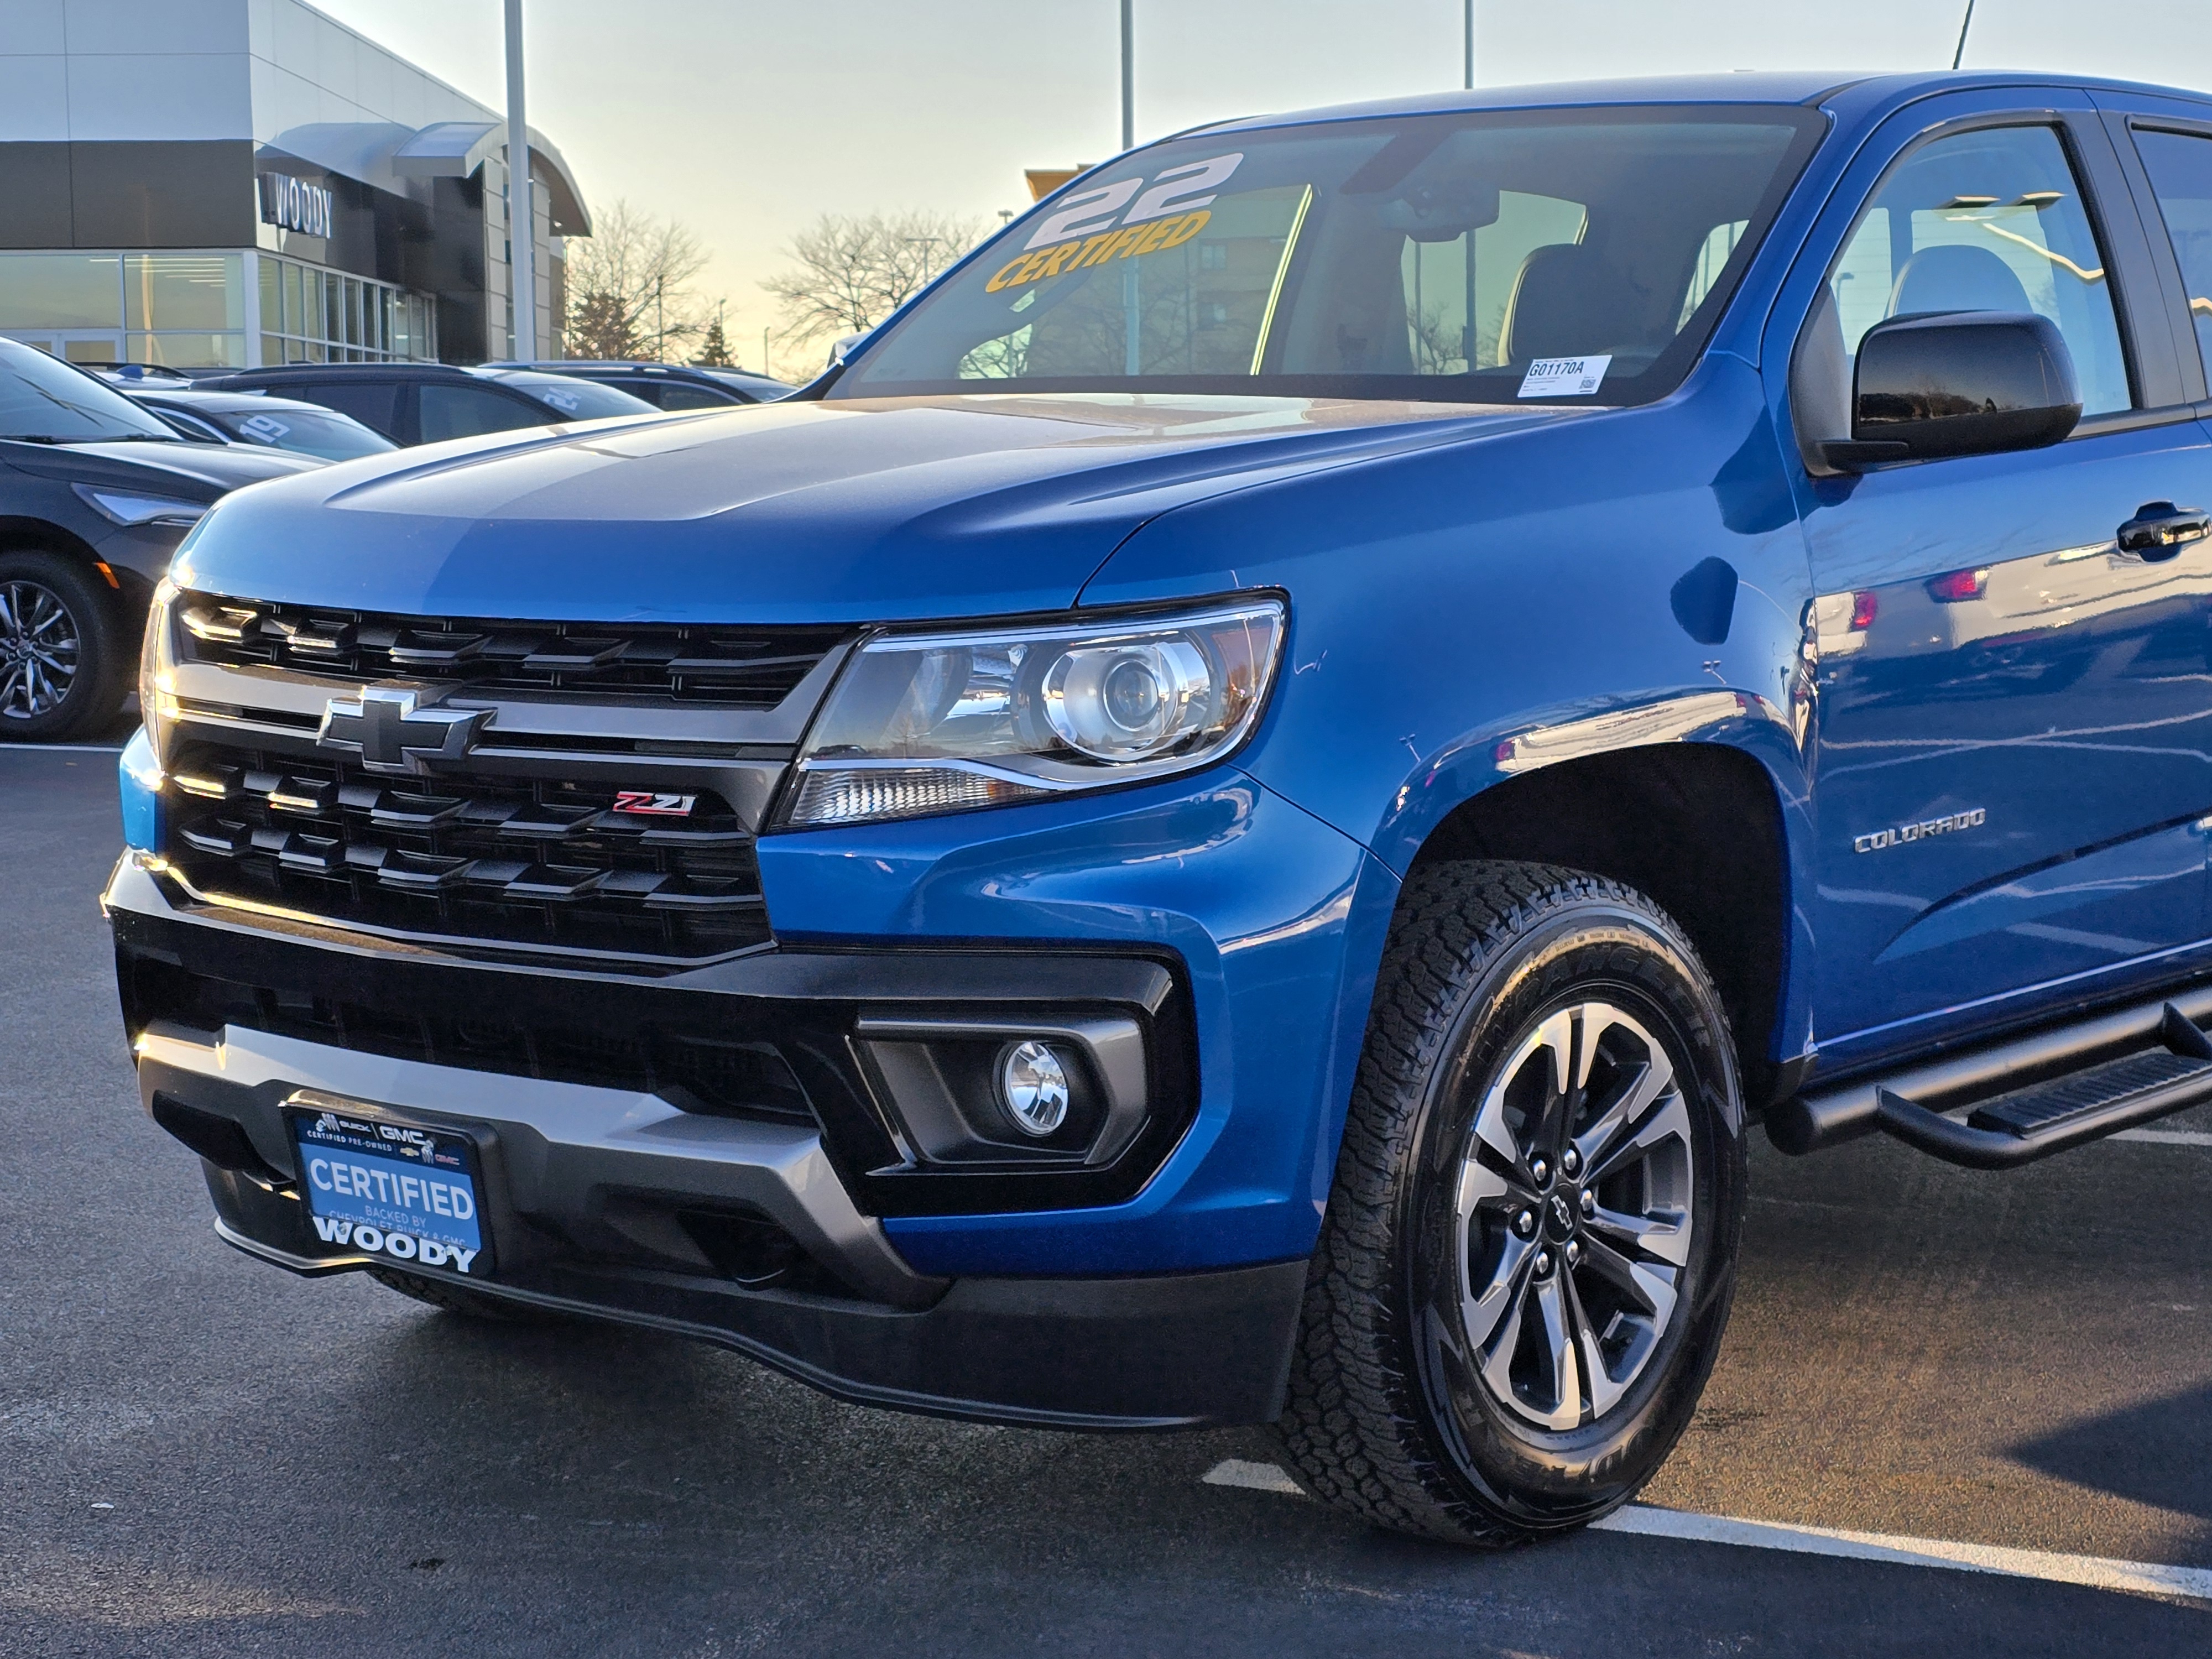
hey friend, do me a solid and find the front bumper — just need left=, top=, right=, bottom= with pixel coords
left=107, top=760, right=1392, bottom=1426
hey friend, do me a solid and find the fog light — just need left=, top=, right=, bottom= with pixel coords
left=998, top=1040, right=1070, bottom=1136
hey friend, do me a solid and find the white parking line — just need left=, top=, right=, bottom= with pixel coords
left=0, top=742, right=126, bottom=753
left=1592, top=1505, right=2212, bottom=1602
left=2112, top=1128, right=2212, bottom=1148
left=1197, top=1460, right=2212, bottom=1600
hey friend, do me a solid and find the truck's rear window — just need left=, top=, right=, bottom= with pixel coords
left=836, top=104, right=1822, bottom=406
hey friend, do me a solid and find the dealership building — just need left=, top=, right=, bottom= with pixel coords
left=0, top=0, right=588, bottom=369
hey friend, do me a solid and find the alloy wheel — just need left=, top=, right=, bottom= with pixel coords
left=0, top=579, right=81, bottom=721
left=1455, top=999, right=1695, bottom=1431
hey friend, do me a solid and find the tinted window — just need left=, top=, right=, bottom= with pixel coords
left=419, top=383, right=545, bottom=442
left=208, top=403, right=395, bottom=460
left=0, top=337, right=180, bottom=441
left=485, top=372, right=656, bottom=420
left=653, top=383, right=739, bottom=409
left=2132, top=128, right=2212, bottom=382
left=1825, top=125, right=2130, bottom=414
left=837, top=106, right=1820, bottom=406
left=285, top=379, right=399, bottom=438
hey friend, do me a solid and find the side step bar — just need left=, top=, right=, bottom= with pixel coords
left=1768, top=993, right=2212, bottom=1169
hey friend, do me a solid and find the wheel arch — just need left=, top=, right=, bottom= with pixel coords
left=1403, top=738, right=1804, bottom=1111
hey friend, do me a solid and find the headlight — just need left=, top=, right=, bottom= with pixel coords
left=72, top=484, right=210, bottom=528
left=781, top=597, right=1285, bottom=829
left=139, top=578, right=180, bottom=769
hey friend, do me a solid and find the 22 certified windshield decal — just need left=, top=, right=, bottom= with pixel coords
left=984, top=152, right=1244, bottom=294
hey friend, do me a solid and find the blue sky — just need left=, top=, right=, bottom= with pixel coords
left=314, top=0, right=2212, bottom=377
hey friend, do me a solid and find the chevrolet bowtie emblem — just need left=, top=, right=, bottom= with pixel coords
left=316, top=686, right=488, bottom=775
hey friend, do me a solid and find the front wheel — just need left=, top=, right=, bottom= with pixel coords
left=0, top=551, right=128, bottom=741
left=1276, top=861, right=1746, bottom=1546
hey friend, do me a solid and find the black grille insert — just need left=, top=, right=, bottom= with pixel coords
left=131, top=959, right=817, bottom=1125
left=164, top=741, right=773, bottom=959
left=178, top=593, right=846, bottom=709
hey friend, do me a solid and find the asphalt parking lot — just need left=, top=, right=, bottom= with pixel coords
left=4, top=744, right=2210, bottom=1657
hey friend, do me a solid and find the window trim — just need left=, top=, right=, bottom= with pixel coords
left=2111, top=111, right=2212, bottom=406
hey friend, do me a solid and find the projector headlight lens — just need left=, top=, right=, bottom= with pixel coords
left=781, top=596, right=1284, bottom=829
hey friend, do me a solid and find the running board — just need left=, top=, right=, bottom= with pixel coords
left=1768, top=996, right=2212, bottom=1168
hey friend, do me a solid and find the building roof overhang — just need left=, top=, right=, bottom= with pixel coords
left=390, top=120, right=591, bottom=236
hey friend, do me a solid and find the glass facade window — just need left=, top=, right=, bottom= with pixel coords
left=256, top=253, right=434, bottom=366
left=0, top=254, right=123, bottom=328
left=0, top=249, right=434, bottom=369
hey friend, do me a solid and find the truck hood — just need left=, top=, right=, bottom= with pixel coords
left=176, top=394, right=1568, bottom=623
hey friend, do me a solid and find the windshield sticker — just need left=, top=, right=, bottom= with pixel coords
left=985, top=210, right=1213, bottom=293
left=1517, top=355, right=1611, bottom=398
left=1125, top=153, right=1244, bottom=222
left=1025, top=177, right=1144, bottom=249
left=1022, top=153, right=1245, bottom=251
left=537, top=387, right=581, bottom=413
left=237, top=414, right=291, bottom=444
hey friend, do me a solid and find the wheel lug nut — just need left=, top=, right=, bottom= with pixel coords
left=1562, top=1148, right=1580, bottom=1177
left=1512, top=1209, right=1536, bottom=1238
left=1579, top=1189, right=1597, bottom=1218
left=1535, top=1249, right=1553, bottom=1276
left=1530, top=1157, right=1550, bottom=1186
left=1565, top=1240, right=1581, bottom=1267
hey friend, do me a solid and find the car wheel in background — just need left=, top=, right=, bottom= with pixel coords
left=1276, top=860, right=1747, bottom=1545
left=0, top=551, right=128, bottom=742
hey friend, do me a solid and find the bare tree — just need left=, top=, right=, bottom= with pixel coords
left=562, top=199, right=711, bottom=362
left=761, top=210, right=987, bottom=352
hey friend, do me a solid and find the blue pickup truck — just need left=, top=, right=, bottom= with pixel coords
left=106, top=69, right=2212, bottom=1546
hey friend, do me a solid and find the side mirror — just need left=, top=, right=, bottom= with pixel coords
left=1822, top=311, right=2081, bottom=471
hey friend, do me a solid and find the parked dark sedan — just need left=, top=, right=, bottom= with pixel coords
left=487, top=360, right=796, bottom=409
left=127, top=387, right=396, bottom=462
left=201, top=362, right=655, bottom=446
left=0, top=338, right=320, bottom=739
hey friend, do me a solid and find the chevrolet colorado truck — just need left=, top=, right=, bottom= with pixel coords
left=107, top=70, right=2212, bottom=1546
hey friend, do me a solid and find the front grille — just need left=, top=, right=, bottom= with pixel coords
left=177, top=593, right=846, bottom=708
left=163, top=740, right=772, bottom=959
left=128, top=958, right=816, bottom=1124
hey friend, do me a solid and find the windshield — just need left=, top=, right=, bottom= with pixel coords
left=837, top=105, right=1821, bottom=406
left=204, top=402, right=395, bottom=460
left=0, top=338, right=180, bottom=441
left=488, top=371, right=658, bottom=420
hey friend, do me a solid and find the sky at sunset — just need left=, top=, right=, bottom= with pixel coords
left=313, top=0, right=2212, bottom=379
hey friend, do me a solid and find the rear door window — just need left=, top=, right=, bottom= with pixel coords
left=418, top=383, right=547, bottom=442
left=280, top=379, right=397, bottom=438
left=2130, top=127, right=2212, bottom=380
left=651, top=383, right=738, bottom=409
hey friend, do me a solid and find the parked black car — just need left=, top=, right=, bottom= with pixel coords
left=0, top=338, right=320, bottom=739
left=200, top=363, right=656, bottom=446
left=126, top=387, right=396, bottom=462
left=487, top=359, right=796, bottom=409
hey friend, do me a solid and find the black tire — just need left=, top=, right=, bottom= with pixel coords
left=366, top=1265, right=568, bottom=1324
left=0, top=550, right=128, bottom=741
left=1276, top=860, right=1746, bottom=1546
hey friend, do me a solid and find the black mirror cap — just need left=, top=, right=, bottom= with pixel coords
left=1825, top=310, right=2082, bottom=469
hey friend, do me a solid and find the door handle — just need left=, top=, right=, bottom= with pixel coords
left=2116, top=500, right=2211, bottom=560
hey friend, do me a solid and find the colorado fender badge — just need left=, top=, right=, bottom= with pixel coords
left=613, top=790, right=698, bottom=817
left=1854, top=807, right=1986, bottom=854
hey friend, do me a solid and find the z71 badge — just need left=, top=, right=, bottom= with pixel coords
left=1854, top=807, right=1986, bottom=853
left=612, top=791, right=697, bottom=817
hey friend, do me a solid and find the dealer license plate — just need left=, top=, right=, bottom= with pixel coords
left=286, top=1104, right=492, bottom=1277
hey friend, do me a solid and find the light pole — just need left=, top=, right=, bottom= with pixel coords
left=1463, top=0, right=1474, bottom=90
left=504, top=0, right=535, bottom=361
left=1120, top=0, right=1134, bottom=152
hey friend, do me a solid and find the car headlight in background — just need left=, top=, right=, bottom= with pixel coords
left=72, top=484, right=210, bottom=528
left=139, top=578, right=180, bottom=769
left=781, top=596, right=1285, bottom=829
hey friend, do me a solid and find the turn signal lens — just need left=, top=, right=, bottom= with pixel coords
left=1925, top=567, right=1990, bottom=603
left=138, top=578, right=181, bottom=770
